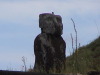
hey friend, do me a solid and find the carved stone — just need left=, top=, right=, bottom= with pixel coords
left=34, top=13, right=66, bottom=73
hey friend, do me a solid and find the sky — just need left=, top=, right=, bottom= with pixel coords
left=0, top=0, right=100, bottom=71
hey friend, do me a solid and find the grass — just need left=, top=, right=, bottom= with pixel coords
left=65, top=36, right=100, bottom=74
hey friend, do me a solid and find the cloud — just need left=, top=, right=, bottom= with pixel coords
left=0, top=0, right=33, bottom=2
left=0, top=0, right=99, bottom=28
left=0, top=0, right=100, bottom=54
left=0, top=0, right=99, bottom=20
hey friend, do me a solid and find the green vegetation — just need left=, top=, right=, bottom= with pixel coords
left=65, top=36, right=100, bottom=74
left=28, top=37, right=100, bottom=74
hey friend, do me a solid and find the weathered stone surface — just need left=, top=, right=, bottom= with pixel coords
left=34, top=13, right=66, bottom=73
left=39, top=13, right=63, bottom=36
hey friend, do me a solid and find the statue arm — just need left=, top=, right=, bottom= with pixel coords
left=34, top=36, right=44, bottom=70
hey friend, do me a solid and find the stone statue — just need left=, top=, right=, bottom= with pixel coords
left=34, top=13, right=66, bottom=73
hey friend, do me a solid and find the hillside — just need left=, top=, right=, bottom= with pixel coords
left=65, top=36, right=100, bottom=74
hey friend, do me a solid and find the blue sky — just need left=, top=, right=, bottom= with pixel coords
left=0, top=0, right=100, bottom=71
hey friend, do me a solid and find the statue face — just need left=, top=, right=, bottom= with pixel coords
left=39, top=13, right=63, bottom=35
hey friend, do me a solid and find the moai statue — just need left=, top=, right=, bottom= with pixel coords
left=34, top=13, right=66, bottom=73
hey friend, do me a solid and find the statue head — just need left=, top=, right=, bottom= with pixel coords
left=39, top=13, right=63, bottom=36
